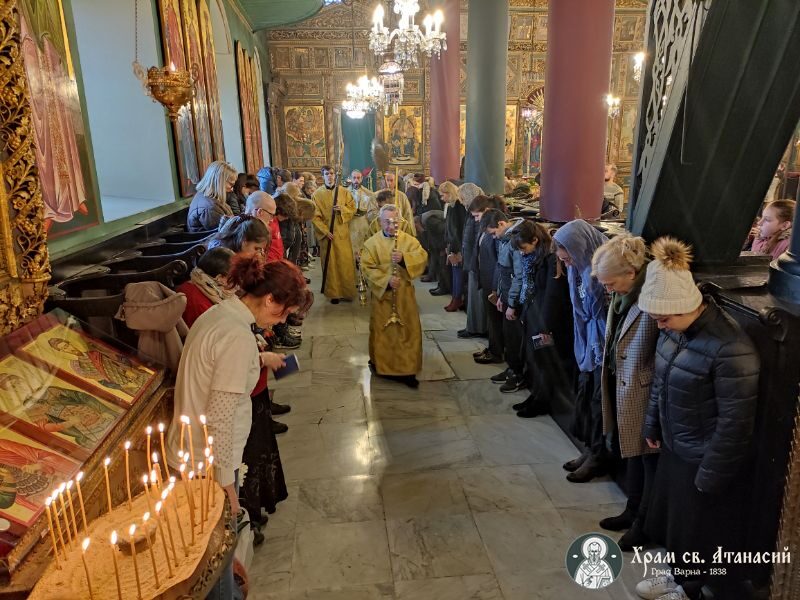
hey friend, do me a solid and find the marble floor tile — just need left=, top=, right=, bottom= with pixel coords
left=311, top=334, right=370, bottom=360
left=291, top=521, right=392, bottom=590
left=277, top=386, right=366, bottom=425
left=419, top=340, right=456, bottom=381
left=271, top=369, right=315, bottom=390
left=311, top=358, right=371, bottom=386
left=280, top=423, right=373, bottom=481
left=387, top=514, right=493, bottom=581
left=496, top=569, right=613, bottom=600
left=364, top=381, right=462, bottom=420
left=420, top=312, right=469, bottom=332
left=530, top=463, right=627, bottom=508
left=473, top=509, right=575, bottom=572
left=438, top=342, right=506, bottom=380
left=557, top=502, right=629, bottom=539
left=381, top=470, right=470, bottom=519
left=457, top=465, right=554, bottom=513
left=267, top=485, right=300, bottom=529
left=250, top=526, right=296, bottom=576
left=286, top=583, right=395, bottom=600
left=296, top=476, right=384, bottom=524
left=248, top=571, right=292, bottom=600
left=394, top=574, right=504, bottom=600
left=467, top=415, right=579, bottom=466
left=369, top=417, right=483, bottom=475
left=449, top=380, right=527, bottom=416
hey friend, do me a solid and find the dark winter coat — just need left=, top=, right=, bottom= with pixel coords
left=187, top=192, right=231, bottom=232
left=445, top=201, right=467, bottom=255
left=476, top=231, right=499, bottom=292
left=463, top=217, right=479, bottom=274
left=643, top=298, right=760, bottom=494
left=520, top=251, right=573, bottom=357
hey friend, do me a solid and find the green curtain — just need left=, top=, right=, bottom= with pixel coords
left=341, top=112, right=378, bottom=190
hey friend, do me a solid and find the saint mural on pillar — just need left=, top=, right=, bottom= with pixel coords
left=384, top=106, right=423, bottom=167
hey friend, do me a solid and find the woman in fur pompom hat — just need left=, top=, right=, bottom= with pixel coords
left=635, top=237, right=760, bottom=600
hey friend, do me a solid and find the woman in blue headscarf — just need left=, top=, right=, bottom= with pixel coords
left=553, top=220, right=610, bottom=483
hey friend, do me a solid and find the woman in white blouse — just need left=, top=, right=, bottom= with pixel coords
left=167, top=253, right=312, bottom=514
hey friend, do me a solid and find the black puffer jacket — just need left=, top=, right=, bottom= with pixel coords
left=643, top=298, right=759, bottom=494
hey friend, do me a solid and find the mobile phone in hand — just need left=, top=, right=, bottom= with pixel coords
left=531, top=333, right=555, bottom=351
left=273, top=354, right=301, bottom=380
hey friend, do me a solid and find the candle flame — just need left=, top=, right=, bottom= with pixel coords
left=150, top=471, right=157, bottom=484
left=198, top=462, right=204, bottom=471
left=199, top=415, right=207, bottom=425
left=180, top=415, right=190, bottom=424
left=111, top=531, right=117, bottom=544
left=209, top=456, right=214, bottom=465
left=204, top=447, right=210, bottom=458
left=179, top=464, right=186, bottom=473
left=82, top=537, right=90, bottom=552
left=76, top=471, right=84, bottom=482
left=207, top=436, right=213, bottom=446
left=142, top=474, right=149, bottom=484
left=161, top=490, right=168, bottom=501
left=169, top=61, right=176, bottom=71
left=143, top=512, right=150, bottom=522
left=58, top=482, right=66, bottom=493
left=104, top=457, right=111, bottom=467
left=169, top=476, right=176, bottom=484
left=129, top=524, right=136, bottom=536
left=152, top=452, right=159, bottom=463
left=155, top=501, right=162, bottom=513
left=66, top=480, right=73, bottom=490
left=168, top=481, right=175, bottom=491
left=124, top=441, right=131, bottom=450
left=146, top=426, right=152, bottom=435
left=45, top=496, right=52, bottom=507
left=188, top=471, right=195, bottom=480
left=158, top=423, right=165, bottom=432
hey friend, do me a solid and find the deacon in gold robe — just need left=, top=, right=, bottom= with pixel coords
left=360, top=205, right=428, bottom=388
left=368, top=189, right=417, bottom=238
left=312, top=165, right=357, bottom=303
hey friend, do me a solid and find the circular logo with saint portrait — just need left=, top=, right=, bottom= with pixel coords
left=565, top=533, right=623, bottom=590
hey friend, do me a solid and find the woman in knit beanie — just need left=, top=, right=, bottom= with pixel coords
left=635, top=237, right=760, bottom=600
left=552, top=220, right=610, bottom=483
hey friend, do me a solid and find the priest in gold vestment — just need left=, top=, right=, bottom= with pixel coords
left=361, top=205, right=428, bottom=388
left=368, top=190, right=417, bottom=238
left=312, top=165, right=357, bottom=303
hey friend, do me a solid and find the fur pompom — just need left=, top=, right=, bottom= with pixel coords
left=650, top=236, right=693, bottom=270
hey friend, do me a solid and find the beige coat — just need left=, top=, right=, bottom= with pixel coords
left=600, top=301, right=660, bottom=458
left=115, top=281, right=188, bottom=372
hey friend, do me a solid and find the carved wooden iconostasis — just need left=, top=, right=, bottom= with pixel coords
left=265, top=0, right=648, bottom=196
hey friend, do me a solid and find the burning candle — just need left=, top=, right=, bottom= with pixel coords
left=158, top=423, right=169, bottom=481
left=65, top=480, right=80, bottom=540
left=103, top=457, right=113, bottom=514
left=181, top=415, right=196, bottom=471
left=142, top=474, right=153, bottom=513
left=81, top=538, right=94, bottom=600
left=159, top=490, right=179, bottom=565
left=179, top=418, right=186, bottom=454
left=57, top=483, right=75, bottom=544
left=129, top=524, right=143, bottom=600
left=75, top=471, right=88, bottom=533
left=124, top=441, right=132, bottom=510
left=169, top=61, right=176, bottom=72
left=109, top=531, right=123, bottom=600
left=44, top=496, right=61, bottom=567
left=150, top=469, right=160, bottom=496
left=208, top=456, right=216, bottom=508
left=197, top=462, right=205, bottom=531
left=142, top=513, right=161, bottom=588
left=207, top=435, right=214, bottom=454
left=151, top=454, right=163, bottom=490
left=81, top=538, right=95, bottom=600
left=199, top=414, right=209, bottom=447
left=164, top=484, right=188, bottom=556
left=145, top=426, right=153, bottom=473
left=155, top=501, right=177, bottom=575
left=179, top=464, right=196, bottom=544
left=49, top=492, right=68, bottom=557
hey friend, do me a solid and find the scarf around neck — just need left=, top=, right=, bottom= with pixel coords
left=190, top=267, right=235, bottom=304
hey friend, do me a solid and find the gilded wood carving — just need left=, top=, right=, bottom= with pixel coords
left=0, top=0, right=50, bottom=336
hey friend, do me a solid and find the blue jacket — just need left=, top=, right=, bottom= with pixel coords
left=257, top=167, right=276, bottom=195
left=552, top=220, right=609, bottom=372
left=494, top=218, right=525, bottom=309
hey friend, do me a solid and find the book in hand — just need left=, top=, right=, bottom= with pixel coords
left=273, top=354, right=301, bottom=380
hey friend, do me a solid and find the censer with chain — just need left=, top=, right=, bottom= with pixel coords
left=384, top=216, right=404, bottom=329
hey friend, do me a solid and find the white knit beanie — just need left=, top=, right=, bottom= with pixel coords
left=637, top=237, right=703, bottom=315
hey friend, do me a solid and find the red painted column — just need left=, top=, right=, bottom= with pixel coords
left=429, top=0, right=460, bottom=184
left=540, top=0, right=615, bottom=222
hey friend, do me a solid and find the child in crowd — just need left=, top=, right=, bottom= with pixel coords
left=482, top=209, right=527, bottom=392
left=751, top=199, right=795, bottom=260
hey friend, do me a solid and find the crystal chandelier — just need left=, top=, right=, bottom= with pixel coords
left=606, top=94, right=621, bottom=119
left=370, top=1, right=446, bottom=70
left=632, top=52, right=645, bottom=83
left=378, top=59, right=404, bottom=115
left=342, top=75, right=383, bottom=119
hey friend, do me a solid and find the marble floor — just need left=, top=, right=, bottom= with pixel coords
left=248, top=260, right=650, bottom=600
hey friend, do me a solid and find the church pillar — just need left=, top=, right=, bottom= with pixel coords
left=429, top=0, right=460, bottom=184
left=464, top=0, right=508, bottom=195
left=540, top=0, right=614, bottom=222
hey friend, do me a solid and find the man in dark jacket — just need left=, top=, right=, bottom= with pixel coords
left=473, top=205, right=504, bottom=364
